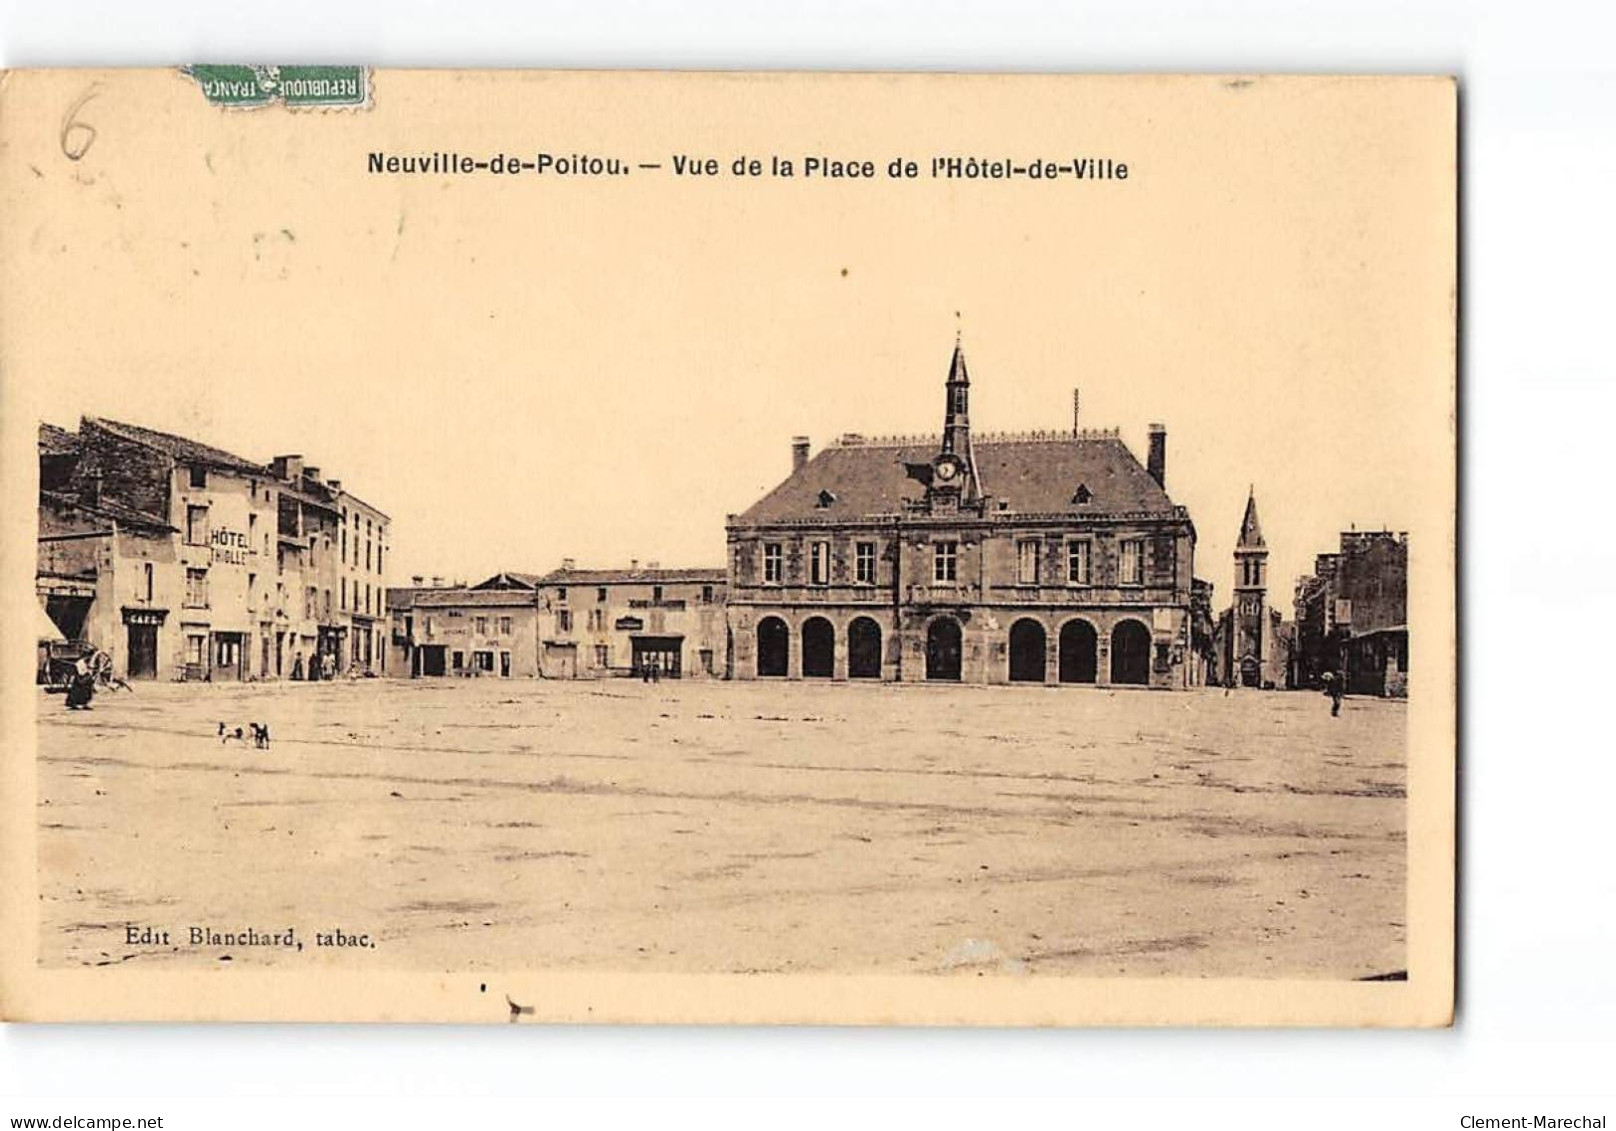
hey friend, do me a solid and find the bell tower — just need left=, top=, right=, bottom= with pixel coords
left=1232, top=487, right=1269, bottom=686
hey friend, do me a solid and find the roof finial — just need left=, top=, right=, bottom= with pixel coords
left=954, top=309, right=962, bottom=349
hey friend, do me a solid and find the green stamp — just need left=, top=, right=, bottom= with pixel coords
left=182, top=65, right=371, bottom=110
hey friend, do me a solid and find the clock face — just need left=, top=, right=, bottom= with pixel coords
left=935, top=457, right=960, bottom=481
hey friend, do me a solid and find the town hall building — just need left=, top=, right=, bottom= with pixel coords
left=724, top=342, right=1201, bottom=687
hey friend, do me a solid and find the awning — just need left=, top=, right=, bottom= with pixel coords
left=36, top=603, right=66, bottom=643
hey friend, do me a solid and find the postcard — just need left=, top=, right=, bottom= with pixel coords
left=0, top=69, right=1455, bottom=1024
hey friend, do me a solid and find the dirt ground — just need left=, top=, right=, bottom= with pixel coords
left=35, top=677, right=1406, bottom=978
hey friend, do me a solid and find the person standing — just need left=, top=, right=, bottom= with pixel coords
left=1322, top=669, right=1345, bottom=717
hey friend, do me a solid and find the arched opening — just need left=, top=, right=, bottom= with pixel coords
left=1111, top=620, right=1152, bottom=686
left=801, top=617, right=835, bottom=679
left=926, top=617, right=963, bottom=682
left=757, top=617, right=789, bottom=678
left=1008, top=618, right=1047, bottom=683
left=1058, top=620, right=1098, bottom=684
left=847, top=617, right=883, bottom=679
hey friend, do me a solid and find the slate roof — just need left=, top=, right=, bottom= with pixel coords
left=1238, top=490, right=1265, bottom=549
left=537, top=566, right=727, bottom=586
left=472, top=572, right=545, bottom=590
left=735, top=433, right=1178, bottom=523
left=86, top=416, right=268, bottom=476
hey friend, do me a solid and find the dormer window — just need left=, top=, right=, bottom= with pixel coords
left=1072, top=484, right=1093, bottom=505
left=816, top=489, right=837, bottom=508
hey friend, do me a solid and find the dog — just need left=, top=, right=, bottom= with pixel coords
left=219, top=722, right=271, bottom=749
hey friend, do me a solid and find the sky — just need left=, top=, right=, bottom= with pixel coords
left=6, top=71, right=1453, bottom=610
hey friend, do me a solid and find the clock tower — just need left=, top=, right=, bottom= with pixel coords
left=928, top=338, right=983, bottom=508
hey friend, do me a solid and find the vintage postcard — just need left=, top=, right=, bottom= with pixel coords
left=0, top=69, right=1455, bottom=1024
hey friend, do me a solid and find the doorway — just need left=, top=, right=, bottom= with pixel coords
left=926, top=617, right=963, bottom=681
left=801, top=617, right=834, bottom=678
left=126, top=624, right=158, bottom=680
left=1008, top=618, right=1047, bottom=683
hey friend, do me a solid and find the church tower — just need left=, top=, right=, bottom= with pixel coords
left=1231, top=488, right=1269, bottom=686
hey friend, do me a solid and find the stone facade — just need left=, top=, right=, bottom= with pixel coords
left=724, top=344, right=1199, bottom=687
left=1292, top=530, right=1409, bottom=697
left=533, top=563, right=729, bottom=679
left=36, top=418, right=390, bottom=683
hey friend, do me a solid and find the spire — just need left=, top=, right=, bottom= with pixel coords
left=941, top=336, right=971, bottom=455
left=1237, top=486, right=1265, bottom=549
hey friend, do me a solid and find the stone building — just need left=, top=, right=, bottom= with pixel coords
left=1212, top=490, right=1292, bottom=689
left=385, top=575, right=462, bottom=676
left=533, top=561, right=728, bottom=679
left=724, top=343, right=1199, bottom=687
left=403, top=575, right=543, bottom=678
left=36, top=417, right=389, bottom=683
left=1292, top=529, right=1408, bottom=697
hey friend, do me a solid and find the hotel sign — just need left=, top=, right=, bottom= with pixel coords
left=211, top=528, right=251, bottom=566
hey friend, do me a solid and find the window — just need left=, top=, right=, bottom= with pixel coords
left=558, top=609, right=573, bottom=633
left=653, top=584, right=665, bottom=602
left=247, top=572, right=256, bottom=609
left=1017, top=539, right=1040, bottom=585
left=763, top=543, right=783, bottom=584
left=306, top=587, right=317, bottom=620
left=452, top=651, right=464, bottom=671
left=365, top=583, right=371, bottom=615
left=323, top=589, right=331, bottom=619
left=596, top=587, right=607, bottom=603
left=184, top=567, right=208, bottom=608
left=186, top=634, right=206, bottom=666
left=474, top=616, right=487, bottom=635
left=248, top=513, right=257, bottom=548
left=810, top=541, right=830, bottom=586
left=475, top=651, right=495, bottom=672
left=701, top=584, right=714, bottom=604
left=1067, top=540, right=1092, bottom=585
left=594, top=644, right=610, bottom=668
left=189, top=465, right=207, bottom=489
left=340, top=578, right=347, bottom=610
left=556, top=586, right=568, bottom=603
left=855, top=542, right=876, bottom=585
left=366, top=540, right=372, bottom=570
left=1120, top=538, right=1145, bottom=586
left=933, top=541, right=958, bottom=583
left=186, top=505, right=209, bottom=546
left=499, top=616, right=512, bottom=636
left=143, top=562, right=154, bottom=602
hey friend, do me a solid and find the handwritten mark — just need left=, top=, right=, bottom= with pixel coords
left=505, top=994, right=534, bottom=1023
left=60, top=86, right=102, bottom=162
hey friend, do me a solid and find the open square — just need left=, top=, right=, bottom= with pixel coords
left=38, top=679, right=1406, bottom=979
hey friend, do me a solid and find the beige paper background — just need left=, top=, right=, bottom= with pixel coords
left=0, top=69, right=1454, bottom=1025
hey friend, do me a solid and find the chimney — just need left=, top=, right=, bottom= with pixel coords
left=328, top=479, right=342, bottom=492
left=81, top=471, right=102, bottom=506
left=630, top=558, right=640, bottom=573
left=431, top=575, right=444, bottom=587
left=791, top=436, right=810, bottom=473
left=646, top=560, right=661, bottom=571
left=411, top=575, right=424, bottom=586
left=561, top=557, right=576, bottom=571
left=272, top=454, right=304, bottom=481
left=304, top=466, right=321, bottom=483
left=1147, top=424, right=1166, bottom=487
left=1072, top=389, right=1081, bottom=434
